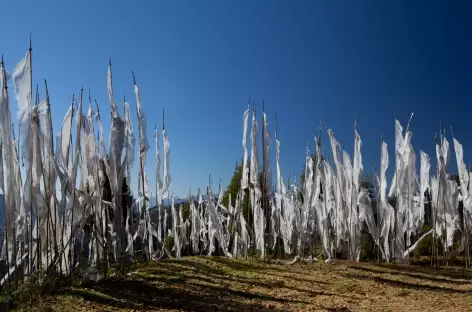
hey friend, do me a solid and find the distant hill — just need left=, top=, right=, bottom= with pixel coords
left=148, top=193, right=219, bottom=210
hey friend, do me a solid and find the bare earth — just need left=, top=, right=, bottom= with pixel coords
left=16, top=257, right=472, bottom=312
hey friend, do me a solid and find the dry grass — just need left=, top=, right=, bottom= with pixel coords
left=12, top=257, right=472, bottom=311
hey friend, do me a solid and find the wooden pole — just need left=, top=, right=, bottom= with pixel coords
left=0, top=59, right=11, bottom=284
left=33, top=85, right=41, bottom=277
left=155, top=124, right=161, bottom=252
left=275, top=112, right=282, bottom=260
left=44, top=80, right=60, bottom=276
left=378, top=132, right=385, bottom=264
left=251, top=104, right=255, bottom=260
left=10, top=122, right=18, bottom=286
left=29, top=35, right=35, bottom=276
left=441, top=126, right=448, bottom=266
left=59, top=95, right=74, bottom=275
left=93, top=99, right=104, bottom=268
left=466, top=162, right=472, bottom=268
left=0, top=141, right=11, bottom=284
left=133, top=72, right=151, bottom=260
left=261, top=101, right=269, bottom=261
left=433, top=131, right=441, bottom=266
left=405, top=116, right=413, bottom=265
left=374, top=168, right=380, bottom=263
left=69, top=88, right=83, bottom=284
left=94, top=100, right=108, bottom=274
left=393, top=117, right=399, bottom=264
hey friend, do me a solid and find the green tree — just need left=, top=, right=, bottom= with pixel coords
left=221, top=159, right=277, bottom=238
left=180, top=201, right=191, bottom=221
left=360, top=173, right=376, bottom=201
left=222, top=161, right=251, bottom=223
left=222, top=162, right=243, bottom=207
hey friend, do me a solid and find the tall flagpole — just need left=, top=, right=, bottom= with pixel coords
left=94, top=99, right=106, bottom=270
left=28, top=35, right=33, bottom=280
left=251, top=102, right=255, bottom=260
left=0, top=56, right=11, bottom=284
left=69, top=87, right=83, bottom=284
left=133, top=71, right=150, bottom=260
left=0, top=141, right=10, bottom=284
left=34, top=85, right=41, bottom=276
left=378, top=133, right=383, bottom=263
left=59, top=95, right=74, bottom=275
left=162, top=108, right=165, bottom=256
left=29, top=37, right=34, bottom=274
left=393, top=117, right=399, bottom=264
left=155, top=124, right=160, bottom=248
left=11, top=120, right=20, bottom=284
left=261, top=101, right=267, bottom=260
left=353, top=115, right=358, bottom=261
left=275, top=111, right=281, bottom=259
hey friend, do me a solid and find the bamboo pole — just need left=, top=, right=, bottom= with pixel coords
left=43, top=80, right=60, bottom=276
left=250, top=104, right=254, bottom=260
left=373, top=164, right=380, bottom=263
left=378, top=134, right=384, bottom=263
left=466, top=162, right=472, bottom=268
left=155, top=124, right=160, bottom=257
left=353, top=116, right=358, bottom=261
left=433, top=131, right=441, bottom=267
left=33, top=85, right=41, bottom=277
left=119, top=96, right=127, bottom=270
left=94, top=99, right=105, bottom=270
left=393, top=117, right=399, bottom=264
left=405, top=115, right=413, bottom=265
left=69, top=88, right=83, bottom=284
left=0, top=59, right=11, bottom=285
left=87, top=91, right=98, bottom=269
left=261, top=101, right=270, bottom=261
left=0, top=141, right=11, bottom=284
left=29, top=35, right=39, bottom=277
left=59, top=95, right=74, bottom=275
left=441, top=127, right=448, bottom=266
left=11, top=122, right=18, bottom=286
left=134, top=71, right=151, bottom=260
left=275, top=112, right=282, bottom=260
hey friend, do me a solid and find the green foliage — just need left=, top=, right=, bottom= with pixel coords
left=180, top=202, right=190, bottom=221
left=360, top=173, right=376, bottom=200
left=164, top=235, right=174, bottom=254
left=221, top=161, right=252, bottom=222
left=360, top=225, right=377, bottom=261
left=414, top=224, right=436, bottom=257
left=220, top=159, right=274, bottom=227
left=222, top=162, right=243, bottom=208
left=247, top=247, right=263, bottom=259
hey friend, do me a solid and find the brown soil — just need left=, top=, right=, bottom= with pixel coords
left=14, top=257, right=472, bottom=311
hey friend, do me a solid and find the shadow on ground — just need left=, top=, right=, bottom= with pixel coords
left=349, top=265, right=472, bottom=285
left=343, top=273, right=469, bottom=294
left=66, top=258, right=308, bottom=311
left=369, top=262, right=472, bottom=280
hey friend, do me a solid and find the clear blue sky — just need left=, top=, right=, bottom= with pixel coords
left=1, top=1, right=472, bottom=196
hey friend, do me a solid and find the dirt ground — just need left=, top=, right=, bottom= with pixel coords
left=14, top=256, right=472, bottom=312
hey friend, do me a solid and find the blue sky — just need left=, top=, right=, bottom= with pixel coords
left=1, top=1, right=472, bottom=196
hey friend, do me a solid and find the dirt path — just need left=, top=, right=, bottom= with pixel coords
left=14, top=257, right=472, bottom=311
